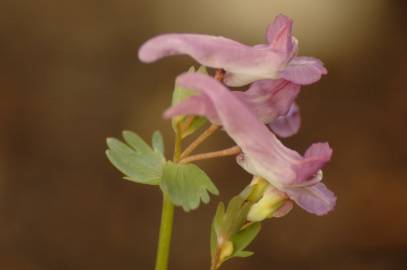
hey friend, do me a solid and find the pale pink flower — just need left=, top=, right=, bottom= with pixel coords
left=165, top=73, right=336, bottom=215
left=139, top=15, right=327, bottom=86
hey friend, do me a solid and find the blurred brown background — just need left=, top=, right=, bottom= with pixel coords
left=1, top=0, right=406, bottom=269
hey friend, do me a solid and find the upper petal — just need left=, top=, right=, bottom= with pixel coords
left=139, top=34, right=281, bottom=76
left=280, top=56, right=328, bottom=85
left=139, top=34, right=291, bottom=87
left=266, top=14, right=295, bottom=53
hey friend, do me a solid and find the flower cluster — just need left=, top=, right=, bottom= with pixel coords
left=139, top=14, right=335, bottom=217
left=107, top=13, right=337, bottom=270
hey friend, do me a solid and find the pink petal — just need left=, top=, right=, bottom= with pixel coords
left=244, top=80, right=300, bottom=124
left=139, top=15, right=327, bottom=86
left=266, top=14, right=294, bottom=53
left=297, top=142, right=333, bottom=183
left=164, top=95, right=219, bottom=123
left=285, top=183, right=336, bottom=215
left=269, top=103, right=301, bottom=138
left=280, top=56, right=328, bottom=85
left=138, top=33, right=284, bottom=86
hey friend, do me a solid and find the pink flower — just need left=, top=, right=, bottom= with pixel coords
left=164, top=73, right=336, bottom=215
left=139, top=14, right=327, bottom=86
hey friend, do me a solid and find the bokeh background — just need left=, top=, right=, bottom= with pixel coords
left=1, top=0, right=406, bottom=269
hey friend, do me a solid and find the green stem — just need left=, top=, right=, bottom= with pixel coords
left=173, top=130, right=182, bottom=162
left=154, top=129, right=182, bottom=270
left=210, top=249, right=221, bottom=270
left=154, top=193, right=175, bottom=270
left=154, top=70, right=225, bottom=270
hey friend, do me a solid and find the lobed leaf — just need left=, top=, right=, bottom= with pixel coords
left=160, top=161, right=219, bottom=212
left=106, top=131, right=165, bottom=185
left=122, top=130, right=152, bottom=154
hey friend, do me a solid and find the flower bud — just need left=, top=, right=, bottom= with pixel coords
left=247, top=186, right=289, bottom=222
left=245, top=177, right=269, bottom=202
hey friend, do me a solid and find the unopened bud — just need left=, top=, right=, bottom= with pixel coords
left=245, top=177, right=269, bottom=202
left=247, top=186, right=288, bottom=222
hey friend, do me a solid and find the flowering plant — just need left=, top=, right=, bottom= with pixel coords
left=106, top=14, right=335, bottom=270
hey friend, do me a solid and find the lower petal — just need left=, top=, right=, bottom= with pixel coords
left=285, top=183, right=336, bottom=215
left=246, top=80, right=301, bottom=124
left=268, top=103, right=301, bottom=138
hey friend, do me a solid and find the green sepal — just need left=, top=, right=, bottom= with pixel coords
left=213, top=202, right=225, bottom=237
left=230, top=223, right=261, bottom=258
left=211, top=202, right=225, bottom=258
left=160, top=161, right=219, bottom=212
left=222, top=196, right=253, bottom=238
left=105, top=130, right=165, bottom=185
left=233, top=250, right=254, bottom=258
left=171, top=66, right=208, bottom=138
left=210, top=223, right=218, bottom=259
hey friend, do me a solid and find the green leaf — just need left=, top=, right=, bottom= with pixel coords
left=171, top=66, right=208, bottom=138
left=122, top=130, right=152, bottom=154
left=160, top=161, right=219, bottom=212
left=231, top=223, right=261, bottom=257
left=152, top=130, right=165, bottom=156
left=106, top=131, right=165, bottom=185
